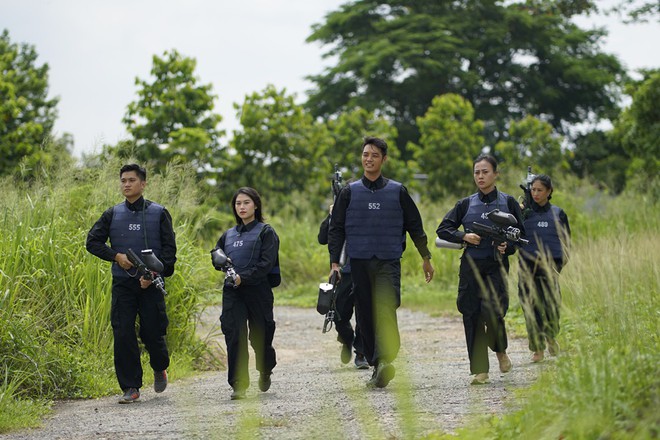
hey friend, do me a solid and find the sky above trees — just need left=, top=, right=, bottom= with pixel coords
left=1, top=0, right=658, bottom=158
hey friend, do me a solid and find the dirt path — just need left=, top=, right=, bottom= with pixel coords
left=1, top=306, right=541, bottom=439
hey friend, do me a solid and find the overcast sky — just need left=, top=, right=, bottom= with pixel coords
left=2, top=0, right=658, bottom=158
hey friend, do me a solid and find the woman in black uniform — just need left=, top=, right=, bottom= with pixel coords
left=436, top=154, right=524, bottom=385
left=518, top=175, right=570, bottom=363
left=214, top=187, right=279, bottom=400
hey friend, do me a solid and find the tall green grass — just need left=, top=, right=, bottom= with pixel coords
left=430, top=193, right=659, bottom=439
left=0, top=160, right=215, bottom=432
left=270, top=177, right=660, bottom=438
left=1, top=159, right=657, bottom=438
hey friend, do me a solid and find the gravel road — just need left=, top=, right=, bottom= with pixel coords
left=1, top=306, right=541, bottom=439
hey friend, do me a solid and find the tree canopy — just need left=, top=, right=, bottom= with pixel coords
left=493, top=115, right=565, bottom=175
left=325, top=107, right=406, bottom=182
left=121, top=50, right=224, bottom=176
left=610, top=70, right=660, bottom=192
left=409, top=94, right=483, bottom=199
left=0, top=29, right=60, bottom=176
left=223, top=85, right=333, bottom=205
left=610, top=0, right=660, bottom=23
left=306, top=0, right=626, bottom=156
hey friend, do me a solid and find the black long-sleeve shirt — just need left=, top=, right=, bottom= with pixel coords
left=328, top=175, right=431, bottom=263
left=318, top=215, right=331, bottom=245
left=215, top=220, right=280, bottom=286
left=86, top=197, right=177, bottom=277
left=436, top=188, right=525, bottom=258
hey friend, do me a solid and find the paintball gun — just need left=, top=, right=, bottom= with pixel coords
left=519, top=166, right=536, bottom=218
left=331, top=163, right=343, bottom=199
left=435, top=209, right=529, bottom=251
left=210, top=247, right=239, bottom=288
left=126, top=248, right=167, bottom=295
left=331, top=164, right=348, bottom=267
left=317, top=165, right=346, bottom=333
left=317, top=270, right=340, bottom=333
left=472, top=209, right=529, bottom=247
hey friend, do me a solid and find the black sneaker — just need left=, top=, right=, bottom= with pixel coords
left=340, top=343, right=352, bottom=364
left=119, top=388, right=140, bottom=404
left=258, top=372, right=272, bottom=392
left=366, top=367, right=378, bottom=388
left=367, top=362, right=395, bottom=389
left=154, top=370, right=167, bottom=393
left=230, top=388, right=246, bottom=400
left=354, top=354, right=369, bottom=369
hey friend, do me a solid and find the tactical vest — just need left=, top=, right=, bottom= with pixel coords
left=345, top=180, right=404, bottom=260
left=462, top=191, right=510, bottom=260
left=109, top=201, right=163, bottom=277
left=225, top=222, right=280, bottom=285
left=521, top=205, right=564, bottom=260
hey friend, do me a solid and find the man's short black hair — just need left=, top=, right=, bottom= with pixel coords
left=362, top=137, right=388, bottom=156
left=120, top=164, right=147, bottom=181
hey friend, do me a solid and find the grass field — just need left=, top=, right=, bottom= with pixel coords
left=1, top=161, right=657, bottom=438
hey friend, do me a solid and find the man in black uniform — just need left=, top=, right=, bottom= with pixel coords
left=318, top=206, right=368, bottom=369
left=328, top=137, right=434, bottom=388
left=86, top=164, right=177, bottom=403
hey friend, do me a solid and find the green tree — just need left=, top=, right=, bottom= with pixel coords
left=611, top=0, right=659, bottom=23
left=305, top=0, right=624, bottom=157
left=493, top=116, right=566, bottom=175
left=122, top=50, right=224, bottom=176
left=409, top=94, right=484, bottom=199
left=610, top=71, right=660, bottom=192
left=325, top=108, right=409, bottom=185
left=224, top=85, right=333, bottom=205
left=570, top=129, right=629, bottom=194
left=0, top=29, right=60, bottom=176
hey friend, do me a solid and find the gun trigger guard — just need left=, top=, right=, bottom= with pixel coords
left=124, top=266, right=140, bottom=278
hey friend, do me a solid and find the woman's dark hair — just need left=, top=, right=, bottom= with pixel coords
left=231, top=187, right=264, bottom=224
left=472, top=153, right=498, bottom=172
left=120, top=163, right=147, bottom=181
left=362, top=136, right=388, bottom=156
left=531, top=174, right=554, bottom=200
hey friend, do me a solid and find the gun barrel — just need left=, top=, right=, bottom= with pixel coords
left=152, top=276, right=168, bottom=295
left=339, top=242, right=347, bottom=266
left=435, top=237, right=465, bottom=250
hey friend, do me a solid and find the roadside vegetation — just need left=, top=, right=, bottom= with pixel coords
left=1, top=4, right=657, bottom=434
left=1, top=160, right=657, bottom=438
